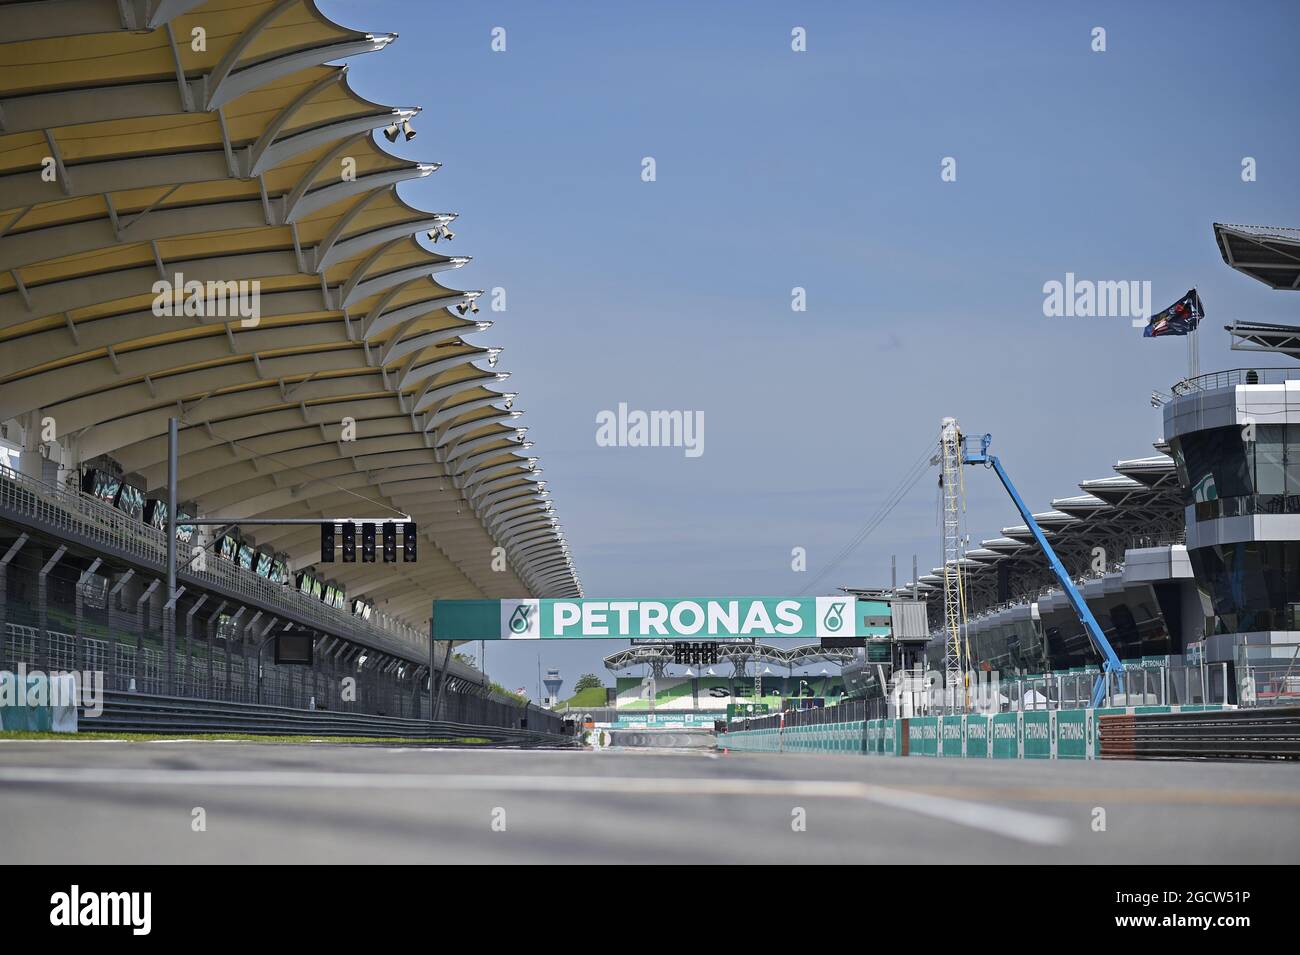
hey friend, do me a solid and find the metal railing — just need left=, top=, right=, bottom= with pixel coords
left=720, top=698, right=880, bottom=733
left=2, top=619, right=558, bottom=729
left=0, top=467, right=486, bottom=680
left=885, top=664, right=1231, bottom=716
left=1242, top=651, right=1300, bottom=707
left=1170, top=367, right=1300, bottom=396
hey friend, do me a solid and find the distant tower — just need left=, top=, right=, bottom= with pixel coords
left=543, top=667, right=563, bottom=706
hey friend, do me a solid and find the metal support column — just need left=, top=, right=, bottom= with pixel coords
left=163, top=585, right=185, bottom=694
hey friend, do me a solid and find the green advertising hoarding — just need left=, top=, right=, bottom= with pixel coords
left=432, top=597, right=891, bottom=640
left=964, top=714, right=989, bottom=758
left=941, top=716, right=964, bottom=757
left=1023, top=711, right=1051, bottom=758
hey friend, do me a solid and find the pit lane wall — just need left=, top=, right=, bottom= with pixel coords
left=715, top=705, right=1231, bottom=759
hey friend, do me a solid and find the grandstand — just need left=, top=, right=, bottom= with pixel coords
left=850, top=222, right=1300, bottom=709
left=0, top=0, right=576, bottom=723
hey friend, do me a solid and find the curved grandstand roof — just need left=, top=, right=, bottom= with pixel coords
left=1214, top=222, right=1300, bottom=291
left=0, top=0, right=580, bottom=624
left=898, top=445, right=1182, bottom=614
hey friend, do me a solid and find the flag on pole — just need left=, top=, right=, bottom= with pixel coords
left=1142, top=289, right=1204, bottom=338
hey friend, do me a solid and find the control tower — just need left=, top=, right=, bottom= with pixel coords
left=543, top=668, right=563, bottom=707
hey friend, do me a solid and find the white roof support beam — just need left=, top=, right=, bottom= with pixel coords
left=207, top=34, right=395, bottom=112
left=247, top=67, right=350, bottom=176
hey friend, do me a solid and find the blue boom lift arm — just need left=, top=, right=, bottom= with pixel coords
left=963, top=433, right=1123, bottom=708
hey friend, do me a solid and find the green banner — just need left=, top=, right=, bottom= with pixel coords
left=908, top=716, right=940, bottom=756
left=1023, top=711, right=1051, bottom=758
left=941, top=715, right=964, bottom=757
left=433, top=597, right=890, bottom=640
left=964, top=714, right=989, bottom=758
left=1056, top=709, right=1089, bottom=759
left=991, top=712, right=1018, bottom=759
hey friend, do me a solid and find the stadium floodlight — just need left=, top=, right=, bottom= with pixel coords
left=383, top=122, right=400, bottom=142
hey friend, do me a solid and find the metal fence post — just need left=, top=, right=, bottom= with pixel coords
left=431, top=640, right=453, bottom=722
left=74, top=558, right=102, bottom=676
left=205, top=598, right=227, bottom=699
left=0, top=534, right=29, bottom=668
left=163, top=585, right=185, bottom=695
left=134, top=579, right=159, bottom=692
left=225, top=606, right=246, bottom=699
left=106, top=570, right=134, bottom=691
left=37, top=545, right=67, bottom=672
left=184, top=594, right=207, bottom=701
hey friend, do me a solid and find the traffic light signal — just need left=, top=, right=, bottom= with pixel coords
left=402, top=522, right=417, bottom=562
left=671, top=641, right=717, bottom=666
left=361, top=522, right=376, bottom=562
left=320, top=522, right=335, bottom=562
left=341, top=521, right=356, bottom=562
left=382, top=521, right=397, bottom=563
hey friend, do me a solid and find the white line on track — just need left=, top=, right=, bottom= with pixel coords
left=0, top=766, right=1069, bottom=845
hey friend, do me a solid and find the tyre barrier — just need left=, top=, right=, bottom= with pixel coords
left=75, top=690, right=576, bottom=747
left=717, top=705, right=1236, bottom=760
left=1100, top=706, right=1300, bottom=760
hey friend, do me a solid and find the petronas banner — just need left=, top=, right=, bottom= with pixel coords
left=433, top=597, right=891, bottom=640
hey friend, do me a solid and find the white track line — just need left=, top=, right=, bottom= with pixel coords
left=0, top=766, right=1069, bottom=845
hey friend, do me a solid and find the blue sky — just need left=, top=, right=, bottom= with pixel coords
left=324, top=0, right=1299, bottom=698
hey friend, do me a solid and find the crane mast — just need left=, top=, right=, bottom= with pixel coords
left=938, top=417, right=970, bottom=710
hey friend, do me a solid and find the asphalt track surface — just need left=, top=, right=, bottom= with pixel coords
left=1, top=741, right=1297, bottom=864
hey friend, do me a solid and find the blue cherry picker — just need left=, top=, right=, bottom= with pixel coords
left=962, top=432, right=1125, bottom=707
